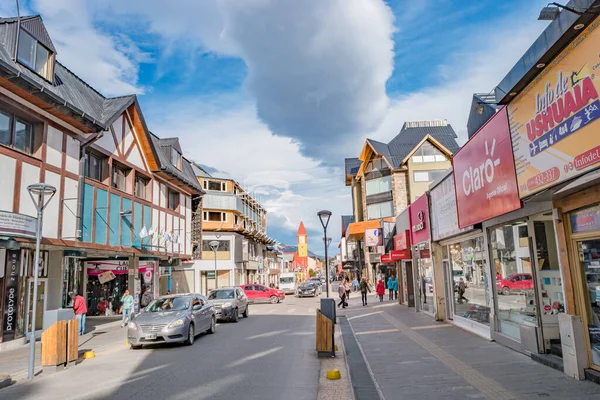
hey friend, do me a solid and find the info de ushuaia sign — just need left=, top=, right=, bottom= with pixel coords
left=452, top=108, right=521, bottom=228
left=508, top=18, right=600, bottom=198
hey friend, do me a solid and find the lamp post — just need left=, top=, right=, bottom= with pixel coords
left=209, top=240, right=219, bottom=290
left=27, top=183, right=56, bottom=380
left=317, top=210, right=332, bottom=297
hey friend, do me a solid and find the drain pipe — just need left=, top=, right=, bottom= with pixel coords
left=77, top=131, right=103, bottom=240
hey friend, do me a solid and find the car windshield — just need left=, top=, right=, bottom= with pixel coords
left=279, top=277, right=294, bottom=284
left=208, top=290, right=235, bottom=299
left=452, top=270, right=463, bottom=277
left=300, top=282, right=314, bottom=288
left=146, top=296, right=191, bottom=312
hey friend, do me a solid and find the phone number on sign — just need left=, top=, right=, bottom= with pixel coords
left=526, top=167, right=560, bottom=191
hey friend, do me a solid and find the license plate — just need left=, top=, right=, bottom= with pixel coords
left=145, top=333, right=157, bottom=340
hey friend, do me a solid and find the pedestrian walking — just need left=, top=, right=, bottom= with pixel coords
left=457, top=277, right=469, bottom=304
left=120, top=289, right=134, bottom=327
left=359, top=277, right=371, bottom=306
left=376, top=279, right=385, bottom=302
left=352, top=277, right=359, bottom=292
left=344, top=277, right=351, bottom=300
left=140, top=287, right=154, bottom=308
left=391, top=274, right=399, bottom=301
left=70, top=292, right=87, bottom=336
left=337, top=282, right=347, bottom=308
left=387, top=275, right=394, bottom=300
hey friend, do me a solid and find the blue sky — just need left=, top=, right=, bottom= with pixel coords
left=2, top=0, right=551, bottom=254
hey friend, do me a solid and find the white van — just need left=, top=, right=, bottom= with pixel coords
left=279, top=273, right=297, bottom=294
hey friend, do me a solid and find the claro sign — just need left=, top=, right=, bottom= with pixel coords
left=452, top=107, right=521, bottom=228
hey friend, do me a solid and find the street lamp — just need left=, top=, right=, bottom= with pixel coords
left=27, top=183, right=56, bottom=380
left=317, top=210, right=332, bottom=297
left=209, top=240, right=219, bottom=290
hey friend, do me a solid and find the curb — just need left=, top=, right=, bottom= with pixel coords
left=0, top=374, right=12, bottom=389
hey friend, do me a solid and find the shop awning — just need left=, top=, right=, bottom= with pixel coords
left=345, top=218, right=394, bottom=240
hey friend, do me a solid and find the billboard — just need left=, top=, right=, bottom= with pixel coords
left=430, top=174, right=472, bottom=241
left=508, top=18, right=600, bottom=198
left=453, top=108, right=521, bottom=228
left=365, top=228, right=383, bottom=247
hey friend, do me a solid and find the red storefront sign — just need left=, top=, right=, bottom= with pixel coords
left=390, top=249, right=411, bottom=261
left=380, top=254, right=393, bottom=263
left=393, top=230, right=410, bottom=250
left=409, top=194, right=430, bottom=244
left=452, top=108, right=521, bottom=228
left=417, top=249, right=431, bottom=259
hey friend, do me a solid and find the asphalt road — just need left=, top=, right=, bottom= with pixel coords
left=2, top=294, right=324, bottom=400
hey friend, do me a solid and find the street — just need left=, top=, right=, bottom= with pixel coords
left=1, top=296, right=323, bottom=400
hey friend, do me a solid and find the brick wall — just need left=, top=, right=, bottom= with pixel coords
left=392, top=171, right=409, bottom=215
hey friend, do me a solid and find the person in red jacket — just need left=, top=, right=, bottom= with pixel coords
left=70, top=292, right=87, bottom=335
left=376, top=279, right=385, bottom=302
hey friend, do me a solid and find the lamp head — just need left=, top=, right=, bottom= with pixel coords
left=538, top=5, right=560, bottom=20
left=317, top=210, right=332, bottom=229
left=209, top=240, right=220, bottom=251
left=27, top=183, right=56, bottom=196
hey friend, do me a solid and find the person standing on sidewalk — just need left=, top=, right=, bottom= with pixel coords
left=391, top=274, right=399, bottom=301
left=70, top=292, right=87, bottom=336
left=344, top=277, right=351, bottom=300
left=387, top=275, right=394, bottom=300
left=120, top=289, right=134, bottom=327
left=376, top=279, right=385, bottom=302
left=352, top=277, right=359, bottom=292
left=337, top=282, right=347, bottom=308
left=360, top=277, right=371, bottom=306
left=457, top=278, right=469, bottom=304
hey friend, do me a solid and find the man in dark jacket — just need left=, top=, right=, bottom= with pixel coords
left=360, top=278, right=371, bottom=306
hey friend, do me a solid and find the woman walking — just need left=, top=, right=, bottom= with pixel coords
left=120, top=289, right=134, bottom=327
left=337, top=282, right=347, bottom=308
left=387, top=275, right=394, bottom=300
left=344, top=277, right=351, bottom=300
left=360, top=277, right=371, bottom=306
left=376, top=279, right=385, bottom=302
left=391, top=274, right=399, bottom=301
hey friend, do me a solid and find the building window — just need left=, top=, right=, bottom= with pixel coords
left=204, top=180, right=226, bottom=191
left=202, top=211, right=227, bottom=222
left=168, top=189, right=180, bottom=211
left=234, top=215, right=239, bottom=225
left=134, top=175, right=149, bottom=199
left=367, top=201, right=393, bottom=219
left=365, top=176, right=392, bottom=196
left=17, top=30, right=53, bottom=80
left=413, top=170, right=447, bottom=182
left=0, top=110, right=36, bottom=155
left=112, top=163, right=129, bottom=191
left=202, top=240, right=230, bottom=251
left=411, top=141, right=447, bottom=163
left=171, top=147, right=182, bottom=170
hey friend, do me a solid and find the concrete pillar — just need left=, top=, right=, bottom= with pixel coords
left=432, top=241, right=446, bottom=321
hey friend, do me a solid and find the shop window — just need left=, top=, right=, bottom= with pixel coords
left=168, top=189, right=180, bottom=211
left=112, top=163, right=129, bottom=192
left=0, top=109, right=39, bottom=155
left=578, top=239, right=600, bottom=368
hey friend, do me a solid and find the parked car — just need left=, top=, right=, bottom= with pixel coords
left=208, top=287, right=249, bottom=322
left=241, top=284, right=285, bottom=304
left=308, top=277, right=323, bottom=294
left=297, top=281, right=320, bottom=297
left=496, top=273, right=534, bottom=295
left=127, top=293, right=215, bottom=349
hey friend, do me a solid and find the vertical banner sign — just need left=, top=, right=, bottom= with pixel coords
left=452, top=108, right=521, bottom=228
left=508, top=18, right=600, bottom=198
left=409, top=194, right=430, bottom=244
left=3, top=250, right=20, bottom=340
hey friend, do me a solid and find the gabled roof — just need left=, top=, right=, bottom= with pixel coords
left=297, top=221, right=307, bottom=236
left=365, top=139, right=393, bottom=166
left=0, top=15, right=136, bottom=133
left=158, top=137, right=183, bottom=154
left=150, top=133, right=203, bottom=194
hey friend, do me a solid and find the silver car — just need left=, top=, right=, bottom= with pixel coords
left=208, top=287, right=249, bottom=322
left=127, top=293, right=215, bottom=349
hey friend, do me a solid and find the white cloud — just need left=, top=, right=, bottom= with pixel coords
left=31, top=0, right=144, bottom=97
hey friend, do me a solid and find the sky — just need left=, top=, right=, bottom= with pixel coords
left=1, top=0, right=552, bottom=255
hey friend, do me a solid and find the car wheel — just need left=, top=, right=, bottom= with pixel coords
left=232, top=308, right=239, bottom=323
left=270, top=295, right=278, bottom=304
left=130, top=344, right=142, bottom=350
left=207, top=316, right=216, bottom=334
left=242, top=305, right=249, bottom=318
left=184, top=323, right=195, bottom=346
left=502, top=287, right=510, bottom=296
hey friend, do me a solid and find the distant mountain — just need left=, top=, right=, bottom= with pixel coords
left=278, top=244, right=323, bottom=259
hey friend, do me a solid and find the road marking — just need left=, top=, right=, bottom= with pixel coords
left=247, top=330, right=288, bottom=339
left=371, top=303, right=399, bottom=309
left=348, top=311, right=382, bottom=321
left=378, top=312, right=517, bottom=400
left=226, top=346, right=283, bottom=368
left=355, top=329, right=398, bottom=336
left=308, top=307, right=315, bottom=313
left=411, top=324, right=453, bottom=330
left=287, top=308, right=297, bottom=313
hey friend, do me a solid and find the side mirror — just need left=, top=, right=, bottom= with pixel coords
left=193, top=303, right=202, bottom=310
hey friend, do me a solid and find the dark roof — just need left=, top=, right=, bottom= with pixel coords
left=386, top=120, right=459, bottom=167
left=495, top=0, right=597, bottom=103
left=467, top=93, right=499, bottom=139
left=344, top=157, right=361, bottom=175
left=366, top=139, right=393, bottom=165
left=341, top=215, right=354, bottom=237
left=191, top=163, right=212, bottom=178
left=149, top=133, right=203, bottom=193
left=0, top=15, right=134, bottom=131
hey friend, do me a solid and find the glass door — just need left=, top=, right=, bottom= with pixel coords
left=443, top=260, right=454, bottom=319
left=26, top=278, right=47, bottom=340
left=577, top=239, right=600, bottom=368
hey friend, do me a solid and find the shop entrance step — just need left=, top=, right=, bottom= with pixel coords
left=531, top=353, right=563, bottom=373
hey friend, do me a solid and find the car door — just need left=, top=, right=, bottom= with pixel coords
left=513, top=275, right=524, bottom=290
left=236, top=289, right=248, bottom=312
left=243, top=285, right=256, bottom=303
left=256, top=285, right=269, bottom=302
left=198, top=295, right=211, bottom=330
left=191, top=296, right=204, bottom=330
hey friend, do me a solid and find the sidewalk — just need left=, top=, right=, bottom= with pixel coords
left=0, top=317, right=126, bottom=383
left=339, top=293, right=600, bottom=400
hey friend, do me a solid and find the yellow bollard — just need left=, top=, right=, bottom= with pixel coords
left=83, top=351, right=95, bottom=359
left=334, top=344, right=339, bottom=351
left=326, top=369, right=341, bottom=380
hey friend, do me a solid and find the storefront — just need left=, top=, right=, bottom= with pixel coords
left=429, top=171, right=491, bottom=337
left=409, top=194, right=434, bottom=316
left=392, top=222, right=412, bottom=307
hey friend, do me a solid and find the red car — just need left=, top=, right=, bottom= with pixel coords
left=496, top=273, right=533, bottom=295
left=240, top=284, right=285, bottom=304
